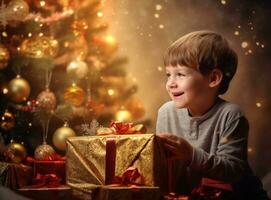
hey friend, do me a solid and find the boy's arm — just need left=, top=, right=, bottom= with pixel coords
left=189, top=116, right=249, bottom=183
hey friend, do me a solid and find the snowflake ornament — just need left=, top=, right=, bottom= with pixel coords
left=80, top=119, right=99, bottom=136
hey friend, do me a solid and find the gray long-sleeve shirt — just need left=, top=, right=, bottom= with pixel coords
left=156, top=98, right=251, bottom=192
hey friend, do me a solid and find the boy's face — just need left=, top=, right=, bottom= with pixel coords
left=165, top=65, right=210, bottom=109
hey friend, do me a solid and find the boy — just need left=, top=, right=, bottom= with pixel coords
left=156, top=30, right=268, bottom=199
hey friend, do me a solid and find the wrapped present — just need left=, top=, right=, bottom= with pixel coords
left=33, top=160, right=66, bottom=185
left=66, top=132, right=168, bottom=195
left=0, top=162, right=33, bottom=189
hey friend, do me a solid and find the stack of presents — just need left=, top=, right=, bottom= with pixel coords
left=0, top=122, right=231, bottom=200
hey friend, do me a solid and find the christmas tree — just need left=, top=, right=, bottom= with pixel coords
left=0, top=0, right=146, bottom=161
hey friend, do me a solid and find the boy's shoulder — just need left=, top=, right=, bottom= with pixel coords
left=215, top=98, right=246, bottom=122
left=158, top=101, right=177, bottom=113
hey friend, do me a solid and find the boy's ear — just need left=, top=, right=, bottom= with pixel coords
left=208, top=69, right=223, bottom=88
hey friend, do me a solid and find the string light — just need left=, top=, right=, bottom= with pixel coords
left=155, top=4, right=162, bottom=11
left=108, top=89, right=115, bottom=96
left=241, top=41, right=248, bottom=48
left=97, top=11, right=103, bottom=17
left=221, top=0, right=226, bottom=5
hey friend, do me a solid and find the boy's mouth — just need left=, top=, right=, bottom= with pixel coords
left=172, top=92, right=184, bottom=97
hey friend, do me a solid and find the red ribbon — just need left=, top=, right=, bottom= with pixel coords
left=25, top=153, right=66, bottom=165
left=105, top=138, right=116, bottom=185
left=105, top=137, right=145, bottom=186
left=30, top=173, right=61, bottom=188
left=110, top=121, right=133, bottom=134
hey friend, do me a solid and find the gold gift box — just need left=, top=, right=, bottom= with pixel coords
left=66, top=134, right=167, bottom=194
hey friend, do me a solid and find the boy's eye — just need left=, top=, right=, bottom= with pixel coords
left=166, top=73, right=171, bottom=77
left=177, top=73, right=185, bottom=77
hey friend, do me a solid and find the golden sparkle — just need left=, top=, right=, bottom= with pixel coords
left=241, top=41, right=249, bottom=48
left=158, top=66, right=163, bottom=71
left=221, top=0, right=226, bottom=5
left=2, top=32, right=7, bottom=37
left=155, top=4, right=162, bottom=11
left=97, top=11, right=103, bottom=17
left=159, top=24, right=164, bottom=29
left=108, top=89, right=115, bottom=96
left=154, top=13, right=160, bottom=18
left=234, top=31, right=239, bottom=36
left=2, top=88, right=8, bottom=94
left=40, top=1, right=46, bottom=7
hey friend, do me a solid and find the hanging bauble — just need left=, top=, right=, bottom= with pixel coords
left=0, top=111, right=15, bottom=131
left=72, top=19, right=88, bottom=36
left=66, top=60, right=88, bottom=79
left=0, top=44, right=10, bottom=70
left=36, top=89, right=56, bottom=110
left=124, top=97, right=145, bottom=120
left=92, top=35, right=118, bottom=56
left=53, top=122, right=76, bottom=151
left=8, top=75, right=31, bottom=103
left=34, top=143, right=55, bottom=160
left=64, top=83, right=85, bottom=106
left=5, top=142, right=27, bottom=163
left=20, top=36, right=59, bottom=58
left=115, top=109, right=132, bottom=122
left=7, top=0, right=29, bottom=22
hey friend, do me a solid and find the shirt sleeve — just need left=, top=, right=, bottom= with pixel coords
left=188, top=116, right=249, bottom=183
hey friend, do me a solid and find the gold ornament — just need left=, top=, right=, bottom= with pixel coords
left=124, top=97, right=145, bottom=120
left=0, top=111, right=15, bottom=131
left=115, top=109, right=132, bottom=122
left=72, top=19, right=88, bottom=36
left=5, top=142, right=27, bottom=163
left=7, top=0, right=29, bottom=22
left=34, top=144, right=55, bottom=160
left=20, top=36, right=59, bottom=58
left=36, top=89, right=56, bottom=110
left=53, top=122, right=76, bottom=151
left=92, top=35, right=118, bottom=56
left=0, top=44, right=10, bottom=70
left=64, top=83, right=85, bottom=106
left=66, top=60, right=88, bottom=79
left=8, top=75, right=31, bottom=103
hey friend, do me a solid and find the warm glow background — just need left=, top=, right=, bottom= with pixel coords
left=103, top=0, right=271, bottom=182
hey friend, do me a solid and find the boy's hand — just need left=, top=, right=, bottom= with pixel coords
left=158, top=133, right=193, bottom=162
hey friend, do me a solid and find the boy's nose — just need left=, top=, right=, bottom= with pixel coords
left=167, top=78, right=177, bottom=88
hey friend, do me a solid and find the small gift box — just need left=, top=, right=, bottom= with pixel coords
left=33, top=160, right=66, bottom=184
left=0, top=161, right=33, bottom=189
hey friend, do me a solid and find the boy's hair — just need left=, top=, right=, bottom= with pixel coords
left=164, top=30, right=238, bottom=94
